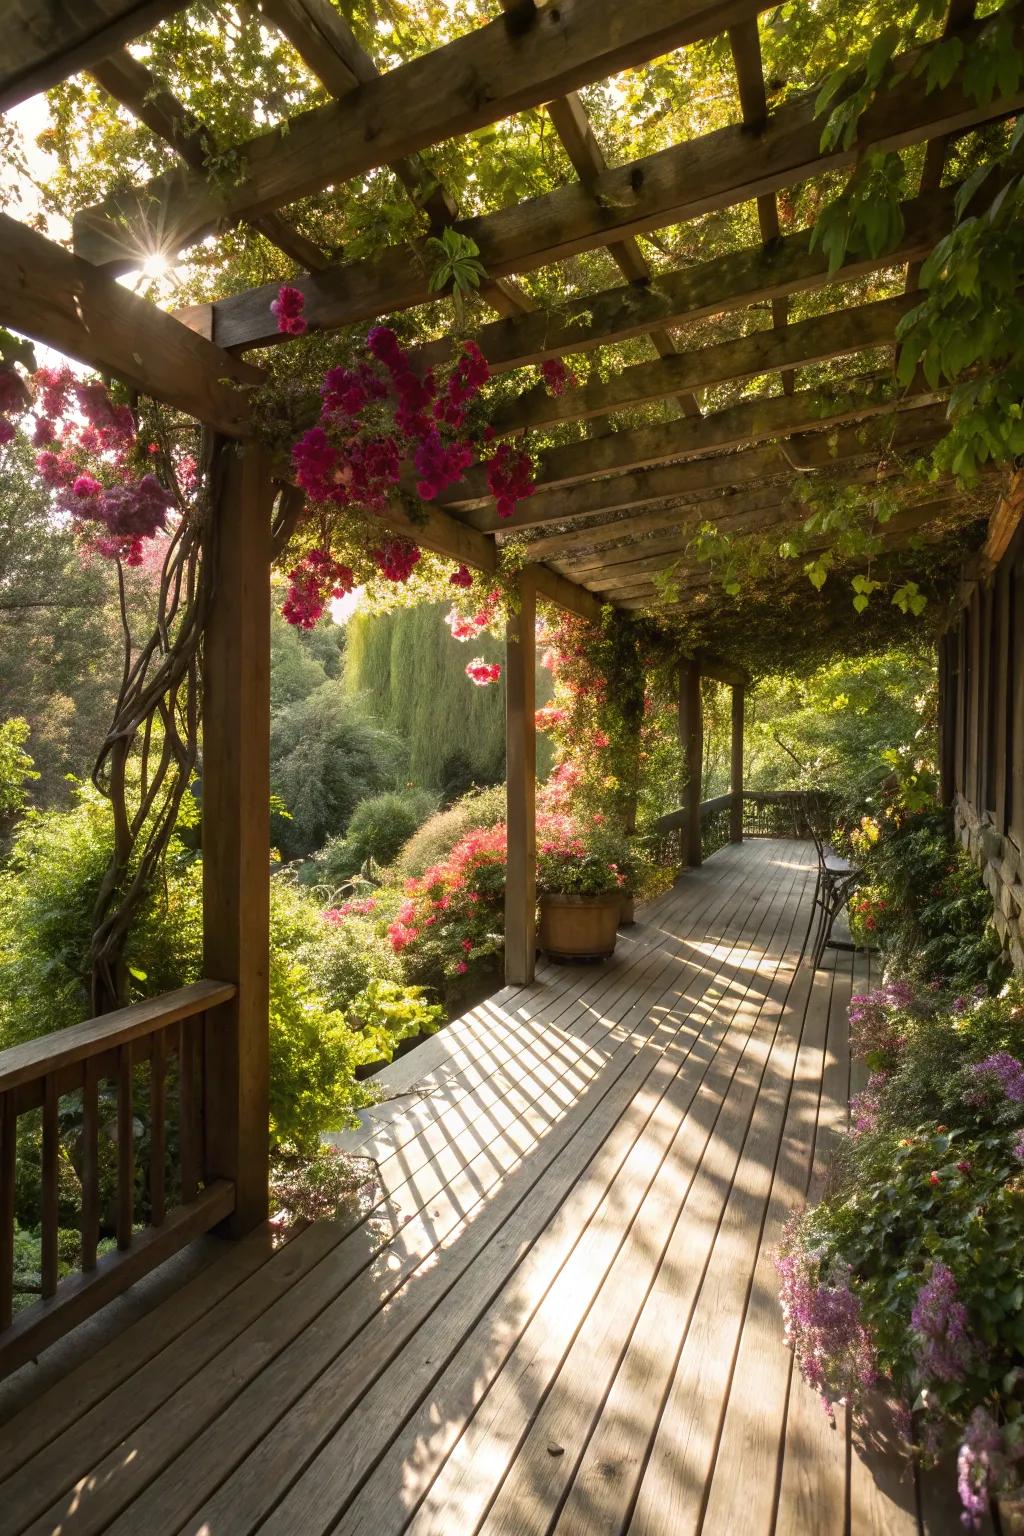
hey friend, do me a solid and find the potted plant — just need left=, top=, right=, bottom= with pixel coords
left=537, top=826, right=627, bottom=962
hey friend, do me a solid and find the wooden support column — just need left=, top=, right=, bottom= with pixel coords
left=202, top=439, right=273, bottom=1235
left=730, top=683, right=745, bottom=843
left=679, top=660, right=703, bottom=868
left=505, top=570, right=538, bottom=986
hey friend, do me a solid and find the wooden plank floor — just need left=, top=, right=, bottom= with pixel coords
left=0, top=840, right=950, bottom=1535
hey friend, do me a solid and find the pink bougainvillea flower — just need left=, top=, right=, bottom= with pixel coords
left=466, top=658, right=501, bottom=686
left=271, top=284, right=308, bottom=336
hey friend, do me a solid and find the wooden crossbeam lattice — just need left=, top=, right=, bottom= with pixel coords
left=260, top=0, right=535, bottom=319
left=74, top=0, right=778, bottom=267
left=89, top=50, right=330, bottom=275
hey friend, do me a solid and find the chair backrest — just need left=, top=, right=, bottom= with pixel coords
left=796, top=790, right=829, bottom=868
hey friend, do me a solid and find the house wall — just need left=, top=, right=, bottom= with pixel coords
left=940, top=520, right=1024, bottom=970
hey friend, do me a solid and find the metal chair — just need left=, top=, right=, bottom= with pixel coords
left=797, top=792, right=862, bottom=968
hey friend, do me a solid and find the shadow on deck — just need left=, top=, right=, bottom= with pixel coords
left=0, top=840, right=961, bottom=1535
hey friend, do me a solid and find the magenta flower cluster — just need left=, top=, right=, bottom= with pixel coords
left=282, top=548, right=355, bottom=629
left=281, top=312, right=536, bottom=624
left=4, top=362, right=175, bottom=565
left=271, top=284, right=308, bottom=335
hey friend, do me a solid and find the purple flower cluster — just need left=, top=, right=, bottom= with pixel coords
left=848, top=981, right=916, bottom=1060
left=956, top=1407, right=1020, bottom=1530
left=849, top=1070, right=890, bottom=1136
left=970, top=1052, right=1024, bottom=1103
left=777, top=1247, right=876, bottom=1415
left=911, top=1263, right=975, bottom=1384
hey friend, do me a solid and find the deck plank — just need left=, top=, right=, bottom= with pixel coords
left=348, top=850, right=809, bottom=1536
left=0, top=839, right=890, bottom=1536
left=172, top=843, right=781, bottom=1536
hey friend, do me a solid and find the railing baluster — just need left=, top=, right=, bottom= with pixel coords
left=81, top=1058, right=99, bottom=1272
left=150, top=1029, right=166, bottom=1226
left=0, top=981, right=235, bottom=1369
left=0, top=1094, right=16, bottom=1330
left=41, top=1077, right=59, bottom=1300
left=179, top=1015, right=200, bottom=1203
left=117, top=1042, right=134, bottom=1250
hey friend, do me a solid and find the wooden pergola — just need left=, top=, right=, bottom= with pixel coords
left=0, top=0, right=1017, bottom=1369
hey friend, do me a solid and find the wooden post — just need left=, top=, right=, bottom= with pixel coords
left=202, top=439, right=273, bottom=1235
left=678, top=660, right=703, bottom=868
left=730, top=683, right=744, bottom=842
left=505, top=569, right=538, bottom=985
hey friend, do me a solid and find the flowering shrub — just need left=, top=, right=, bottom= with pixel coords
left=465, top=658, right=501, bottom=687
left=778, top=976, right=1024, bottom=1526
left=846, top=807, right=1001, bottom=993
left=536, top=821, right=628, bottom=898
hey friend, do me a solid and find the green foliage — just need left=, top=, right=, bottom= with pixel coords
left=809, top=152, right=906, bottom=273
left=426, top=227, right=487, bottom=323
left=0, top=718, right=38, bottom=821
left=536, top=829, right=629, bottom=898
left=745, top=646, right=937, bottom=808
left=849, top=807, right=1003, bottom=992
left=0, top=791, right=411, bottom=1154
left=393, top=783, right=507, bottom=877
left=270, top=681, right=407, bottom=859
left=315, top=788, right=437, bottom=883
left=342, top=603, right=508, bottom=792
left=345, top=979, right=443, bottom=1066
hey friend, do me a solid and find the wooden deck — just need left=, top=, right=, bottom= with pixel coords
left=0, top=840, right=961, bottom=1535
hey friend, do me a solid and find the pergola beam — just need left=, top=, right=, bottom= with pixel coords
left=468, top=411, right=948, bottom=534
left=260, top=0, right=535, bottom=319
left=0, top=0, right=190, bottom=112
left=491, top=292, right=917, bottom=436
left=155, top=23, right=1020, bottom=350
left=455, top=386, right=945, bottom=528
left=727, top=18, right=794, bottom=395
left=89, top=50, right=330, bottom=275
left=0, top=214, right=259, bottom=437
left=74, top=0, right=777, bottom=268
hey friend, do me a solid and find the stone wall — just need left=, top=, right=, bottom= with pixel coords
left=955, top=793, right=1024, bottom=973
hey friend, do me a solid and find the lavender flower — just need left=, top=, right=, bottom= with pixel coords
left=957, top=1408, right=1004, bottom=1530
left=777, top=1244, right=876, bottom=1416
left=849, top=1070, right=890, bottom=1136
left=1012, top=1132, right=1024, bottom=1164
left=911, top=1262, right=975, bottom=1384
left=848, top=982, right=916, bottom=1060
left=970, top=1052, right=1024, bottom=1104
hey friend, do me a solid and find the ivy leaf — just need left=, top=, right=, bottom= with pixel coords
left=892, top=580, right=928, bottom=617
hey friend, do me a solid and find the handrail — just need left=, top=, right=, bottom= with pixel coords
left=0, top=980, right=237, bottom=1377
left=0, top=980, right=235, bottom=1095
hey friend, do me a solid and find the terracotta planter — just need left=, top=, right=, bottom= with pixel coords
left=538, top=893, right=621, bottom=962
left=619, top=891, right=636, bottom=926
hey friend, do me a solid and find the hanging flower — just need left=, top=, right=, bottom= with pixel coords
left=371, top=537, right=421, bottom=583
left=539, top=358, right=578, bottom=397
left=486, top=442, right=535, bottom=519
left=449, top=562, right=473, bottom=588
left=465, top=658, right=501, bottom=686
left=271, top=284, right=308, bottom=336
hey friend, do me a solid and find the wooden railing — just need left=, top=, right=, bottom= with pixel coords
left=0, top=980, right=236, bottom=1376
left=649, top=790, right=834, bottom=867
